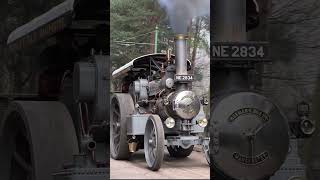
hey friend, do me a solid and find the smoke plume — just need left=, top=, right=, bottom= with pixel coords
left=158, top=0, right=210, bottom=34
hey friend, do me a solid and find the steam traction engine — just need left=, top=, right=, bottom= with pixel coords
left=111, top=34, right=210, bottom=170
left=0, top=0, right=109, bottom=179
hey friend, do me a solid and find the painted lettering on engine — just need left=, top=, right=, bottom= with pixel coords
left=233, top=151, right=269, bottom=165
left=228, top=108, right=270, bottom=123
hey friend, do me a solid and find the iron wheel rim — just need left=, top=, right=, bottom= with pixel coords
left=145, top=121, right=158, bottom=166
left=111, top=99, right=121, bottom=156
left=2, top=112, right=34, bottom=180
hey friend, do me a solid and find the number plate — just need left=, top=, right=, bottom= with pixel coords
left=211, top=42, right=269, bottom=61
left=175, top=75, right=194, bottom=81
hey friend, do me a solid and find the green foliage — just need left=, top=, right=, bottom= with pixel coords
left=110, top=0, right=210, bottom=71
left=111, top=0, right=172, bottom=69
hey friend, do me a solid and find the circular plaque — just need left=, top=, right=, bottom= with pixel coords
left=211, top=92, right=289, bottom=180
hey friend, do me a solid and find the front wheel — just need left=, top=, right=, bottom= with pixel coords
left=144, top=115, right=164, bottom=171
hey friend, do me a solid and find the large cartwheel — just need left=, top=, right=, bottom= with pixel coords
left=144, top=115, right=164, bottom=171
left=0, top=101, right=79, bottom=180
left=110, top=94, right=134, bottom=160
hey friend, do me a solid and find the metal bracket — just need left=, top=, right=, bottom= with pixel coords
left=165, top=136, right=209, bottom=149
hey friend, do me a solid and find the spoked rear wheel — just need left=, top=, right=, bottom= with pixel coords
left=1, top=116, right=32, bottom=180
left=0, top=101, right=78, bottom=180
left=144, top=115, right=164, bottom=171
left=110, top=94, right=134, bottom=160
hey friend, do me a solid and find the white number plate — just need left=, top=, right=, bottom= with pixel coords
left=175, top=75, right=194, bottom=81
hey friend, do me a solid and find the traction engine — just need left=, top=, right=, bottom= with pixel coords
left=111, top=34, right=210, bottom=171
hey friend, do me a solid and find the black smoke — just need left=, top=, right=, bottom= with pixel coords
left=158, top=0, right=210, bottom=34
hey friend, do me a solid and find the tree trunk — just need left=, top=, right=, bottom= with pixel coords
left=190, top=18, right=202, bottom=72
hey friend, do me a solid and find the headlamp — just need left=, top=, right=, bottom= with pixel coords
left=197, top=118, right=208, bottom=128
left=165, top=117, right=175, bottom=128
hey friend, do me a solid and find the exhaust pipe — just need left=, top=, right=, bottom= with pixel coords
left=175, top=34, right=188, bottom=90
left=175, top=34, right=188, bottom=76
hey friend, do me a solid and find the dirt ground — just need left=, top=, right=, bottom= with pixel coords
left=110, top=149, right=210, bottom=179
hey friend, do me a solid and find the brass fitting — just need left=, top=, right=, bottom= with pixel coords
left=128, top=142, right=138, bottom=153
left=175, top=34, right=188, bottom=40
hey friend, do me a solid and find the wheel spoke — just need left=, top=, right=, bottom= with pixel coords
left=147, top=123, right=158, bottom=163
left=114, top=138, right=120, bottom=152
left=152, top=149, right=156, bottom=159
left=111, top=102, right=122, bottom=155
left=151, top=127, right=155, bottom=137
left=113, top=110, right=120, bottom=117
left=113, top=123, right=120, bottom=134
left=153, top=130, right=157, bottom=148
left=115, top=136, right=120, bottom=145
left=115, top=144, right=120, bottom=152
left=112, top=123, right=117, bottom=131
left=149, top=144, right=155, bottom=161
left=13, top=152, right=32, bottom=173
left=114, top=133, right=120, bottom=139
left=113, top=134, right=120, bottom=148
